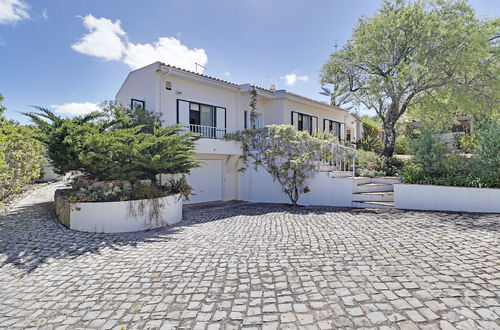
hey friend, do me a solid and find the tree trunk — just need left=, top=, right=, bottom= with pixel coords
left=382, top=123, right=396, bottom=157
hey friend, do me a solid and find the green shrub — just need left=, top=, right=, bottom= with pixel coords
left=355, top=150, right=405, bottom=177
left=162, top=176, right=193, bottom=201
left=78, top=124, right=199, bottom=184
left=0, top=96, right=44, bottom=201
left=25, top=106, right=200, bottom=202
left=470, top=120, right=500, bottom=186
left=400, top=121, right=499, bottom=188
left=410, top=125, right=450, bottom=177
left=354, top=135, right=383, bottom=153
left=394, top=134, right=410, bottom=155
left=459, top=134, right=476, bottom=153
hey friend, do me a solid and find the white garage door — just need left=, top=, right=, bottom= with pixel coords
left=186, top=159, right=223, bottom=204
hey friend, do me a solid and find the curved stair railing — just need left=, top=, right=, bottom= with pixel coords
left=320, top=142, right=357, bottom=177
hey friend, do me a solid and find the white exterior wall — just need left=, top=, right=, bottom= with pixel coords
left=115, top=62, right=360, bottom=204
left=284, top=99, right=346, bottom=127
left=116, top=62, right=160, bottom=112
left=240, top=168, right=354, bottom=207
left=394, top=184, right=500, bottom=213
left=158, top=74, right=240, bottom=129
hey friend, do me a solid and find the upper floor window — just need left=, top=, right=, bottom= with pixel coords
left=324, top=119, right=341, bottom=139
left=291, top=111, right=318, bottom=135
left=190, top=102, right=215, bottom=127
left=177, top=99, right=226, bottom=139
left=131, top=98, right=145, bottom=110
left=244, top=111, right=262, bottom=129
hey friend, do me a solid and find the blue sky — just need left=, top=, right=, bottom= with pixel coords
left=1, top=0, right=498, bottom=123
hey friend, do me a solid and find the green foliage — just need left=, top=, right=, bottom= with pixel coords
left=470, top=120, right=500, bottom=185
left=355, top=150, right=405, bottom=177
left=0, top=95, right=44, bottom=200
left=320, top=0, right=499, bottom=156
left=400, top=121, right=499, bottom=188
left=227, top=125, right=335, bottom=205
left=24, top=107, right=106, bottom=174
left=99, top=101, right=159, bottom=133
left=162, top=176, right=193, bottom=201
left=67, top=178, right=170, bottom=203
left=25, top=106, right=200, bottom=200
left=459, top=134, right=476, bottom=153
left=78, top=124, right=199, bottom=184
left=248, top=88, right=258, bottom=129
left=361, top=117, right=380, bottom=138
left=354, top=117, right=383, bottom=152
left=394, top=134, right=411, bottom=155
left=354, top=135, right=383, bottom=153
left=0, top=94, right=6, bottom=121
left=410, top=125, right=450, bottom=177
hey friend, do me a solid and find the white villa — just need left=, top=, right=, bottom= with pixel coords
left=116, top=62, right=363, bottom=204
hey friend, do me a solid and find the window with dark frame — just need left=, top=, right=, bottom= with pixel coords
left=324, top=119, right=341, bottom=139
left=178, top=100, right=228, bottom=139
left=131, top=98, right=145, bottom=110
left=292, top=111, right=317, bottom=135
left=189, top=102, right=216, bottom=128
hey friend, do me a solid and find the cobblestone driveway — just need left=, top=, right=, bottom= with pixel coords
left=0, top=184, right=499, bottom=329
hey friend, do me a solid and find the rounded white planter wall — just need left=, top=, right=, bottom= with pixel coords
left=394, top=184, right=500, bottom=213
left=55, top=193, right=183, bottom=233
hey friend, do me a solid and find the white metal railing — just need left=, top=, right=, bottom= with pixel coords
left=188, top=124, right=226, bottom=139
left=320, top=143, right=357, bottom=177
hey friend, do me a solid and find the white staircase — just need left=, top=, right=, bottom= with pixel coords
left=352, top=177, right=399, bottom=209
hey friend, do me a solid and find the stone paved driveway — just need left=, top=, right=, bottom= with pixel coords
left=0, top=184, right=499, bottom=329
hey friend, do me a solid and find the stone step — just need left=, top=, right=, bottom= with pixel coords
left=352, top=201, right=395, bottom=209
left=352, top=192, right=394, bottom=202
left=354, top=177, right=400, bottom=185
left=329, top=171, right=353, bottom=178
left=354, top=183, right=393, bottom=193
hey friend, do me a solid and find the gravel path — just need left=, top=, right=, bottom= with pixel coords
left=0, top=183, right=499, bottom=329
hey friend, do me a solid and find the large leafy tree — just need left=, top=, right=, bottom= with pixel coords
left=320, top=0, right=499, bottom=157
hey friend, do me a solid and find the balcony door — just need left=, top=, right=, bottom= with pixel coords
left=190, top=103, right=215, bottom=127
left=177, top=99, right=226, bottom=139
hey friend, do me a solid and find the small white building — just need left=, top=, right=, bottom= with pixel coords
left=116, top=62, right=362, bottom=204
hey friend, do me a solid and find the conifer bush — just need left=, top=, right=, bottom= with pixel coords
left=25, top=103, right=199, bottom=201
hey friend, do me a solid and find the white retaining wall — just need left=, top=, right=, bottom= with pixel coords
left=55, top=193, right=183, bottom=233
left=239, top=168, right=354, bottom=207
left=394, top=184, right=500, bottom=213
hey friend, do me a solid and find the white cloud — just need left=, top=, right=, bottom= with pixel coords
left=281, top=73, right=309, bottom=87
left=72, top=15, right=126, bottom=61
left=52, top=102, right=99, bottom=116
left=41, top=8, right=48, bottom=20
left=72, top=15, right=208, bottom=72
left=124, top=37, right=207, bottom=71
left=0, top=0, right=30, bottom=24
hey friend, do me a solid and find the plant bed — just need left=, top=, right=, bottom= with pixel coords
left=54, top=189, right=182, bottom=233
left=394, top=183, right=500, bottom=213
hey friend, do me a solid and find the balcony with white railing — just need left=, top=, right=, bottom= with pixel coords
left=188, top=124, right=227, bottom=139
left=187, top=124, right=242, bottom=155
